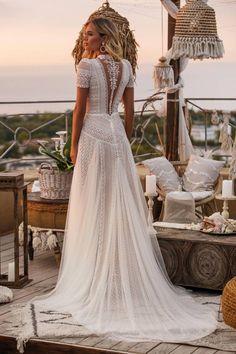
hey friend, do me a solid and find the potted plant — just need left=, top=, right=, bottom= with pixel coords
left=37, top=132, right=74, bottom=199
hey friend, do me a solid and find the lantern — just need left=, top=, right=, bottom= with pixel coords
left=0, top=172, right=31, bottom=288
left=153, top=56, right=174, bottom=90
left=171, top=0, right=224, bottom=60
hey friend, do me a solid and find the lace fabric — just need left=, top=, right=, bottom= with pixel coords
left=17, top=55, right=217, bottom=350
left=76, top=56, right=134, bottom=115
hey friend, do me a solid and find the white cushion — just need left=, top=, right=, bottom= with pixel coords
left=190, top=191, right=213, bottom=201
left=142, top=157, right=180, bottom=194
left=183, top=155, right=224, bottom=192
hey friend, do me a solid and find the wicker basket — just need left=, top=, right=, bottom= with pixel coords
left=38, top=163, right=73, bottom=200
left=221, top=276, right=236, bottom=329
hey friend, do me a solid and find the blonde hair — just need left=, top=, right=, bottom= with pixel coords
left=82, top=17, right=123, bottom=61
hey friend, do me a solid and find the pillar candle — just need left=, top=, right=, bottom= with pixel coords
left=222, top=180, right=233, bottom=198
left=145, top=175, right=156, bottom=195
left=8, top=262, right=15, bottom=282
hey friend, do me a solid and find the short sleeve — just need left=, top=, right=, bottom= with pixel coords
left=126, top=60, right=134, bottom=88
left=76, top=59, right=91, bottom=88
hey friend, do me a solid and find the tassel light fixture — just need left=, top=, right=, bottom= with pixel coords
left=219, top=112, right=233, bottom=153
left=171, top=0, right=224, bottom=60
left=153, top=4, right=174, bottom=90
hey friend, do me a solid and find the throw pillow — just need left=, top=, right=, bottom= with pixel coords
left=183, top=155, right=224, bottom=192
left=142, top=157, right=180, bottom=194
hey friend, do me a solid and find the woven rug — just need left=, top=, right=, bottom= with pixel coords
left=7, top=294, right=236, bottom=353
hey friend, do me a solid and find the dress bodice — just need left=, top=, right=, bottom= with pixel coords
left=76, top=55, right=134, bottom=115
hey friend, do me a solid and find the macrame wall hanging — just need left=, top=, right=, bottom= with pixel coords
left=229, top=135, right=236, bottom=178
left=72, top=0, right=138, bottom=75
left=171, top=0, right=224, bottom=60
left=219, top=111, right=233, bottom=153
left=153, top=4, right=174, bottom=90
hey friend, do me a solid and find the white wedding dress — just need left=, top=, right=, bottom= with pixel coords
left=18, top=54, right=217, bottom=348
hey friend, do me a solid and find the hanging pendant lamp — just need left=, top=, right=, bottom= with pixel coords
left=72, top=0, right=138, bottom=75
left=153, top=4, right=174, bottom=90
left=171, top=0, right=224, bottom=60
left=153, top=56, right=174, bottom=90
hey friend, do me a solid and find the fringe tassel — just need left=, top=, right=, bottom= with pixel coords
left=46, top=230, right=58, bottom=250
left=171, top=36, right=224, bottom=60
left=219, top=112, right=233, bottom=153
left=229, top=135, right=236, bottom=177
left=7, top=304, right=34, bottom=353
left=32, top=229, right=42, bottom=250
left=40, top=232, right=48, bottom=250
left=16, top=306, right=33, bottom=353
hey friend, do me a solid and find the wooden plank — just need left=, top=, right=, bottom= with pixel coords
left=170, top=345, right=199, bottom=353
left=0, top=234, right=14, bottom=246
left=111, top=341, right=140, bottom=352
left=50, top=337, right=88, bottom=345
left=128, top=341, right=160, bottom=353
left=193, top=348, right=217, bottom=354
left=156, top=228, right=236, bottom=246
left=0, top=280, right=56, bottom=317
left=0, top=250, right=58, bottom=318
left=0, top=271, right=57, bottom=303
left=147, top=343, right=179, bottom=354
left=215, top=351, right=235, bottom=354
left=95, top=338, right=121, bottom=349
left=79, top=336, right=105, bottom=347
left=0, top=335, right=130, bottom=354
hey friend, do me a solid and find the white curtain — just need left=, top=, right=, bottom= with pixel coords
left=160, top=1, right=195, bottom=161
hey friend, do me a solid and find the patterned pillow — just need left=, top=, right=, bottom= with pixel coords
left=183, top=155, right=224, bottom=192
left=142, top=157, right=180, bottom=194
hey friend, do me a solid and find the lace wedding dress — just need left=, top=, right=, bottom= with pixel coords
left=17, top=54, right=217, bottom=349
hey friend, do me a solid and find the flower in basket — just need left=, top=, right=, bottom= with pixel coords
left=37, top=132, right=74, bottom=172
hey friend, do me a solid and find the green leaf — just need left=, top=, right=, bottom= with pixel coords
left=38, top=140, right=74, bottom=172
left=63, top=135, right=72, bottom=161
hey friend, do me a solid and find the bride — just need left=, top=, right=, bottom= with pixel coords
left=18, top=17, right=217, bottom=350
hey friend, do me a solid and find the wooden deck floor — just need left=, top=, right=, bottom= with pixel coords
left=0, top=234, right=234, bottom=354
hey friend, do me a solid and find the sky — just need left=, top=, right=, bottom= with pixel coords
left=0, top=0, right=236, bottom=113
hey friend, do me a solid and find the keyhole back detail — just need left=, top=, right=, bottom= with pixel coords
left=97, top=55, right=122, bottom=116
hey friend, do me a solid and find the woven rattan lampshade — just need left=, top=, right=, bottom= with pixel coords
left=72, top=1, right=138, bottom=74
left=171, top=0, right=224, bottom=60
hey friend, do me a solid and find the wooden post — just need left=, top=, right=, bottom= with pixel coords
left=166, top=0, right=180, bottom=161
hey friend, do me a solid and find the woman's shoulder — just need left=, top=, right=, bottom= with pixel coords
left=76, top=58, right=94, bottom=72
left=121, top=58, right=132, bottom=69
left=122, top=58, right=130, bottom=64
left=77, top=58, right=92, bottom=66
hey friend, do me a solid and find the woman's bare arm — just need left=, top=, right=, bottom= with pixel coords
left=122, top=87, right=134, bottom=141
left=70, top=87, right=89, bottom=164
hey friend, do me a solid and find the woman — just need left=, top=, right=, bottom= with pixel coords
left=17, top=17, right=217, bottom=351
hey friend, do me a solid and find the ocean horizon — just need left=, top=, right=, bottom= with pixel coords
left=0, top=61, right=236, bottom=115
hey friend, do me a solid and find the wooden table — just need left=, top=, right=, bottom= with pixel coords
left=27, top=192, right=68, bottom=263
left=155, top=227, right=236, bottom=290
